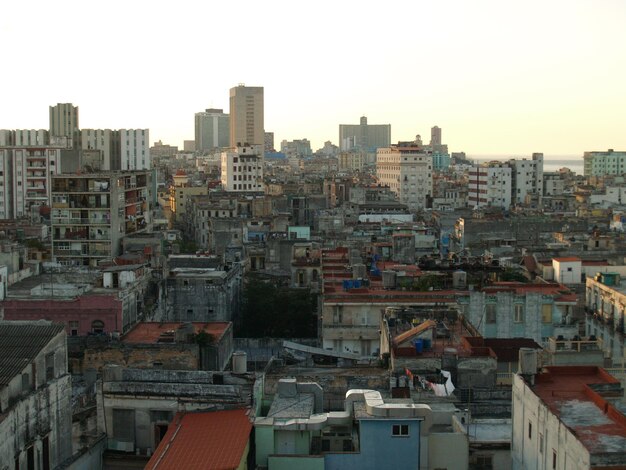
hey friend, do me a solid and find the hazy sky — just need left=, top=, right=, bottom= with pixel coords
left=1, top=0, right=625, bottom=157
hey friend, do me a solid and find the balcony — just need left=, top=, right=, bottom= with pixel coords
left=51, top=217, right=110, bottom=225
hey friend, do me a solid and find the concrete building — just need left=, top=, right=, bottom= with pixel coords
left=281, top=138, right=312, bottom=158
left=512, top=365, right=626, bottom=469
left=49, top=102, right=79, bottom=148
left=81, top=129, right=151, bottom=170
left=264, top=131, right=275, bottom=152
left=338, top=151, right=366, bottom=171
left=584, top=149, right=626, bottom=177
left=468, top=162, right=512, bottom=208
left=229, top=84, right=264, bottom=147
left=194, top=108, right=229, bottom=152
left=0, top=321, right=73, bottom=469
left=552, top=256, right=582, bottom=284
left=164, top=255, right=242, bottom=323
left=339, top=116, right=391, bottom=152
left=51, top=171, right=152, bottom=266
left=255, top=378, right=468, bottom=470
left=460, top=282, right=578, bottom=345
left=508, top=153, right=544, bottom=204
left=0, top=145, right=65, bottom=219
left=376, top=145, right=433, bottom=210
left=221, top=144, right=264, bottom=192
left=0, top=129, right=50, bottom=146
left=585, top=272, right=626, bottom=366
left=149, top=140, right=178, bottom=158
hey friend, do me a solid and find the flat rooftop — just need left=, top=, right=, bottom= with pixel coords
left=122, top=322, right=230, bottom=344
left=532, top=366, right=626, bottom=458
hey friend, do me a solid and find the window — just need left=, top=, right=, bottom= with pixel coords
left=69, top=321, right=79, bottom=336
left=528, top=421, right=532, bottom=439
left=542, top=304, right=553, bottom=324
left=552, top=450, right=557, bottom=469
left=475, top=455, right=493, bottom=469
left=514, top=304, right=525, bottom=323
left=539, top=432, right=544, bottom=453
left=392, top=424, right=409, bottom=436
left=91, top=320, right=104, bottom=334
left=486, top=304, right=497, bottom=323
left=45, top=353, right=54, bottom=381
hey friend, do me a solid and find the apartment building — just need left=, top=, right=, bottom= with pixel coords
left=468, top=163, right=512, bottom=208
left=220, top=145, right=264, bottom=192
left=51, top=171, right=152, bottom=266
left=339, top=116, right=391, bottom=152
left=81, top=129, right=150, bottom=170
left=376, top=145, right=433, bottom=210
left=509, top=153, right=544, bottom=204
left=229, top=85, right=264, bottom=147
left=195, top=108, right=229, bottom=152
left=583, top=149, right=626, bottom=177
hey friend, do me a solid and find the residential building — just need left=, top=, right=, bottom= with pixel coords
left=280, top=138, right=312, bottom=157
left=0, top=145, right=65, bottom=219
left=339, top=116, right=391, bottom=151
left=552, top=256, right=582, bottom=284
left=221, top=145, right=264, bottom=192
left=583, top=149, right=626, bottom=177
left=195, top=108, right=230, bottom=152
left=430, top=125, right=442, bottom=146
left=585, top=272, right=626, bottom=366
left=183, top=140, right=196, bottom=152
left=460, top=282, right=578, bottom=345
left=264, top=131, right=275, bottom=152
left=543, top=172, right=566, bottom=196
left=51, top=171, right=152, bottom=266
left=229, top=84, right=264, bottom=147
left=508, top=153, right=544, bottom=204
left=376, top=145, right=433, bottom=210
left=512, top=365, right=626, bottom=469
left=150, top=140, right=178, bottom=158
left=468, top=162, right=512, bottom=208
left=146, top=409, right=252, bottom=470
left=0, top=129, right=49, bottom=146
left=168, top=170, right=208, bottom=223
left=338, top=151, right=366, bottom=171
left=81, top=129, right=151, bottom=170
left=49, top=102, right=80, bottom=148
left=0, top=321, right=73, bottom=469
left=255, top=378, right=468, bottom=470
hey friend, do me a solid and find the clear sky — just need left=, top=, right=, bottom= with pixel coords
left=1, top=0, right=625, bottom=157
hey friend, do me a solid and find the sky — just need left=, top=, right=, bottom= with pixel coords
left=1, top=0, right=625, bottom=157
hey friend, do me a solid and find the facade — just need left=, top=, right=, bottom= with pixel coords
left=229, top=85, right=264, bottom=147
left=149, top=140, right=178, bottom=158
left=376, top=145, right=433, bottom=210
left=51, top=171, right=152, bottom=266
left=468, top=163, right=512, bottom=208
left=338, top=151, right=366, bottom=171
left=512, top=365, right=626, bottom=469
left=221, top=145, right=264, bottom=192
left=280, top=138, right=312, bottom=157
left=49, top=102, right=79, bottom=148
left=81, top=129, right=151, bottom=170
left=264, top=131, right=275, bottom=152
left=460, top=282, right=577, bottom=345
left=0, top=145, right=65, bottom=219
left=0, top=129, right=49, bottom=146
left=195, top=108, right=229, bottom=152
left=583, top=149, right=626, bottom=177
left=0, top=321, right=73, bottom=469
left=339, top=116, right=391, bottom=152
left=585, top=272, right=626, bottom=365
left=509, top=153, right=544, bottom=204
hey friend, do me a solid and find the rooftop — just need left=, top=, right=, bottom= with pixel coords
left=145, top=409, right=252, bottom=470
left=531, top=366, right=626, bottom=458
left=122, top=322, right=230, bottom=344
left=0, top=321, right=65, bottom=387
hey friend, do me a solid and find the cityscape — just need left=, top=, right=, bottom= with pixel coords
left=2, top=2, right=626, bottom=470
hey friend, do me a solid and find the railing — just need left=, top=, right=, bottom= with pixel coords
left=548, top=338, right=604, bottom=352
left=496, top=372, right=513, bottom=385
left=51, top=217, right=110, bottom=225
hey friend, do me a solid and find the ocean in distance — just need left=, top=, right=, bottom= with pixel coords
left=471, top=156, right=583, bottom=175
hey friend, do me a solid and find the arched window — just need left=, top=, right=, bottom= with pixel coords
left=91, top=320, right=104, bottom=334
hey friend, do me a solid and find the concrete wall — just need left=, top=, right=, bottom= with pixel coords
left=268, top=455, right=325, bottom=470
left=325, top=420, right=420, bottom=470
left=428, top=432, right=469, bottom=470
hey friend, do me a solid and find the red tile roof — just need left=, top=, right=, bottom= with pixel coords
left=553, top=257, right=581, bottom=262
left=146, top=409, right=252, bottom=470
left=122, top=322, right=230, bottom=344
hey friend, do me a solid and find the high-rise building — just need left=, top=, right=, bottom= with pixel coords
left=51, top=171, right=152, bottom=267
left=81, top=129, right=150, bottom=170
left=339, top=116, right=391, bottom=152
left=376, top=145, right=433, bottom=210
left=430, top=126, right=442, bottom=146
left=280, top=139, right=312, bottom=158
left=508, top=153, right=543, bottom=203
left=49, top=103, right=80, bottom=148
left=221, top=145, right=264, bottom=192
left=195, top=108, right=229, bottom=152
left=583, top=149, right=626, bottom=177
left=264, top=132, right=275, bottom=153
left=229, top=85, right=264, bottom=147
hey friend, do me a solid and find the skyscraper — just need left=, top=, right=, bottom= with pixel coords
left=229, top=85, right=264, bottom=147
left=195, top=108, right=229, bottom=152
left=49, top=103, right=79, bottom=148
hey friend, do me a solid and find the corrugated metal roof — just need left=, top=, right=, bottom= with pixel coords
left=0, top=321, right=65, bottom=386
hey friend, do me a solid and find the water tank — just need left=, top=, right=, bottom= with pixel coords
left=518, top=348, right=538, bottom=375
left=353, top=264, right=367, bottom=279
left=232, top=351, right=248, bottom=374
left=452, top=270, right=467, bottom=289
left=383, top=270, right=397, bottom=289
